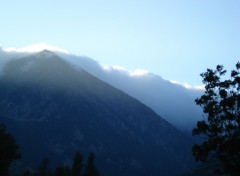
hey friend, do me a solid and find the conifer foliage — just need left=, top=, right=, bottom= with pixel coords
left=0, top=123, right=21, bottom=176
left=193, top=62, right=240, bottom=175
left=82, top=153, right=99, bottom=176
left=71, top=151, right=83, bottom=176
left=22, top=151, right=99, bottom=176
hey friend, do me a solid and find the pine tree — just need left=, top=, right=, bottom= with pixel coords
left=71, top=151, right=83, bottom=176
left=37, top=158, right=50, bottom=176
left=54, top=165, right=71, bottom=176
left=0, top=123, right=21, bottom=176
left=82, top=153, right=99, bottom=176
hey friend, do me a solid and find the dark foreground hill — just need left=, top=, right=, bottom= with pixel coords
left=0, top=50, right=194, bottom=176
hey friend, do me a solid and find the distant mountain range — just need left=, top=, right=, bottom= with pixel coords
left=0, top=50, right=195, bottom=176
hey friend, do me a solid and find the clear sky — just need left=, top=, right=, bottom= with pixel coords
left=1, top=0, right=240, bottom=86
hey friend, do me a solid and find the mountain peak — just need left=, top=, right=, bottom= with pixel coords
left=36, top=49, right=58, bottom=58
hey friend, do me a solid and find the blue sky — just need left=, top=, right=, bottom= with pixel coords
left=1, top=0, right=240, bottom=85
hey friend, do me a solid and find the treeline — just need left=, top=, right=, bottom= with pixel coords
left=0, top=123, right=99, bottom=176
left=22, top=151, right=99, bottom=176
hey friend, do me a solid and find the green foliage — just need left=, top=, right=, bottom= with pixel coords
left=0, top=123, right=21, bottom=176
left=193, top=62, right=240, bottom=175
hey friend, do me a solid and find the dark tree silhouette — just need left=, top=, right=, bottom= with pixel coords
left=20, top=151, right=99, bottom=176
left=22, top=169, right=31, bottom=176
left=54, top=165, right=71, bottom=176
left=0, top=123, right=21, bottom=176
left=37, top=158, right=50, bottom=176
left=71, top=151, right=83, bottom=176
left=193, top=62, right=240, bottom=175
left=82, top=153, right=99, bottom=176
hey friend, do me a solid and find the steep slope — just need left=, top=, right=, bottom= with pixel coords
left=59, top=53, right=203, bottom=132
left=100, top=71, right=202, bottom=132
left=0, top=50, right=194, bottom=176
left=0, top=50, right=203, bottom=132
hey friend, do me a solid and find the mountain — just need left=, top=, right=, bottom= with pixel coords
left=0, top=48, right=204, bottom=132
left=59, top=53, right=203, bottom=132
left=0, top=50, right=194, bottom=176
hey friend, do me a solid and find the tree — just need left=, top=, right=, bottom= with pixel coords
left=0, top=123, right=21, bottom=176
left=82, top=153, right=99, bottom=176
left=54, top=165, right=71, bottom=176
left=21, top=169, right=31, bottom=176
left=37, top=158, right=50, bottom=176
left=71, top=151, right=83, bottom=176
left=19, top=151, right=99, bottom=176
left=192, top=62, right=240, bottom=175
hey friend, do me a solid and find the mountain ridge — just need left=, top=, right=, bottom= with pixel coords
left=57, top=51, right=203, bottom=132
left=0, top=47, right=203, bottom=132
left=0, top=50, right=194, bottom=176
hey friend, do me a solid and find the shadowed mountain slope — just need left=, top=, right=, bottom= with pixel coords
left=58, top=53, right=203, bottom=132
left=0, top=50, right=194, bottom=176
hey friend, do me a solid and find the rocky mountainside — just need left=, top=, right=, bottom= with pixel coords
left=0, top=50, right=194, bottom=176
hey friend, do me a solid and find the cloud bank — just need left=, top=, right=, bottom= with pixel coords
left=103, top=65, right=149, bottom=77
left=3, top=43, right=69, bottom=54
left=170, top=80, right=205, bottom=90
left=1, top=43, right=202, bottom=89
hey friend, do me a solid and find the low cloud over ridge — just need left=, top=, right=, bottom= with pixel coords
left=1, top=43, right=202, bottom=89
left=103, top=65, right=149, bottom=77
left=3, top=43, right=69, bottom=54
left=0, top=43, right=204, bottom=132
left=170, top=80, right=204, bottom=91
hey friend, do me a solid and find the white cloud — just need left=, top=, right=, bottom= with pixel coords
left=103, top=65, right=148, bottom=77
left=112, top=65, right=128, bottom=72
left=3, top=43, right=69, bottom=54
left=103, top=65, right=128, bottom=73
left=129, top=69, right=148, bottom=77
left=169, top=80, right=180, bottom=84
left=170, top=80, right=204, bottom=90
left=193, top=84, right=205, bottom=90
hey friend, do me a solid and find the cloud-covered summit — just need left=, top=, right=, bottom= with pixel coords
left=0, top=44, right=204, bottom=132
left=1, top=43, right=204, bottom=89
left=3, top=43, right=69, bottom=54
